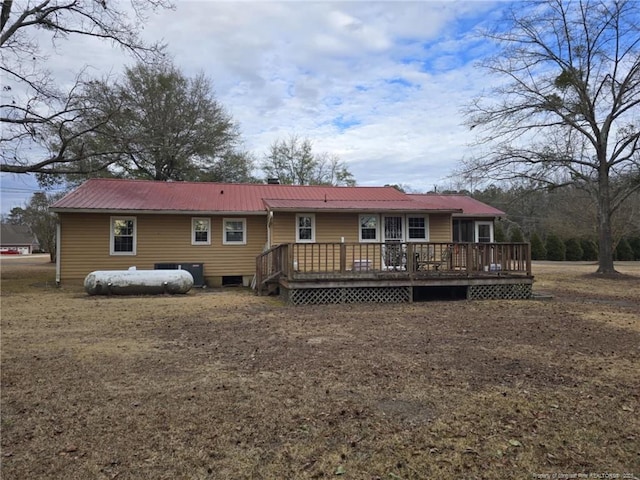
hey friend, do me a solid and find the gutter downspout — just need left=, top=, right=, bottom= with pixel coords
left=267, top=210, right=273, bottom=248
left=55, top=221, right=61, bottom=286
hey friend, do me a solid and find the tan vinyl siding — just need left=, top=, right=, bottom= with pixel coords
left=271, top=212, right=359, bottom=245
left=316, top=213, right=359, bottom=243
left=428, top=214, right=452, bottom=242
left=271, top=212, right=453, bottom=245
left=58, top=213, right=267, bottom=283
left=270, top=212, right=295, bottom=245
left=210, top=216, right=267, bottom=279
left=59, top=213, right=111, bottom=283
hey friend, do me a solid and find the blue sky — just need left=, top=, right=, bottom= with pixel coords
left=1, top=0, right=504, bottom=215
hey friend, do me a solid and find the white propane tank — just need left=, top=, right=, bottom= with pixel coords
left=84, top=269, right=194, bottom=295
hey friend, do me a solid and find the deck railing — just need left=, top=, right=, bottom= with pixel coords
left=255, top=244, right=289, bottom=294
left=289, top=242, right=531, bottom=276
left=256, top=242, right=531, bottom=289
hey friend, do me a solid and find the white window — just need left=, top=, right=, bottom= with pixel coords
left=359, top=214, right=378, bottom=242
left=407, top=216, right=428, bottom=241
left=223, top=218, right=246, bottom=245
left=192, top=218, right=211, bottom=245
left=476, top=222, right=493, bottom=243
left=296, top=214, right=315, bottom=242
left=110, top=216, right=136, bottom=255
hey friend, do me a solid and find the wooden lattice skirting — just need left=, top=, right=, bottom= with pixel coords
left=467, top=283, right=532, bottom=300
left=279, top=283, right=533, bottom=305
left=285, top=286, right=412, bottom=305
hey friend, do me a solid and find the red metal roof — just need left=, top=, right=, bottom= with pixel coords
left=50, top=179, right=504, bottom=216
left=263, top=198, right=458, bottom=212
left=410, top=194, right=505, bottom=216
left=51, top=178, right=415, bottom=213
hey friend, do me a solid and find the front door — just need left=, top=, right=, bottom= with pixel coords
left=383, top=216, right=404, bottom=269
left=384, top=216, right=403, bottom=242
left=475, top=222, right=494, bottom=270
left=476, top=222, right=493, bottom=243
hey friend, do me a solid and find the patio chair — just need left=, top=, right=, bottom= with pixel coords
left=382, top=243, right=406, bottom=271
left=415, top=245, right=443, bottom=271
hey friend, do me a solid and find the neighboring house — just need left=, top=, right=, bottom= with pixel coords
left=51, top=178, right=531, bottom=303
left=0, top=224, right=40, bottom=255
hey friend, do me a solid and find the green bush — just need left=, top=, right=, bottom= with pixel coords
left=494, top=222, right=507, bottom=242
left=530, top=232, right=546, bottom=260
left=564, top=238, right=584, bottom=261
left=545, top=234, right=566, bottom=261
left=580, top=239, right=598, bottom=261
left=628, top=236, right=640, bottom=260
left=509, top=227, right=525, bottom=243
left=614, top=238, right=634, bottom=261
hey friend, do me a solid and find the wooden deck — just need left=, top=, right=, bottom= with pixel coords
left=256, top=242, right=533, bottom=303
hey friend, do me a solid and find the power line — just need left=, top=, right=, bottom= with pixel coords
left=0, top=187, right=68, bottom=193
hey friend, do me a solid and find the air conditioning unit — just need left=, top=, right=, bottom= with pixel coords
left=154, top=263, right=205, bottom=287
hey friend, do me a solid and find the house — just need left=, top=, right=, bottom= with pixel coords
left=51, top=178, right=532, bottom=303
left=410, top=194, right=505, bottom=243
left=0, top=224, right=40, bottom=255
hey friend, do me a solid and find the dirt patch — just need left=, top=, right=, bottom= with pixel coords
left=1, top=259, right=639, bottom=479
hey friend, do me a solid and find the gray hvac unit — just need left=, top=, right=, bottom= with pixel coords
left=154, top=262, right=205, bottom=287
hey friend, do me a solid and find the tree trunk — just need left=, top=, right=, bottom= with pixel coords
left=596, top=157, right=616, bottom=274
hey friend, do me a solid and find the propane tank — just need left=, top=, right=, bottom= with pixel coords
left=84, top=268, right=194, bottom=295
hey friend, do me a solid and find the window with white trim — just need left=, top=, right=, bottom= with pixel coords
left=192, top=218, right=211, bottom=245
left=407, top=216, right=428, bottom=241
left=296, top=214, right=315, bottom=242
left=453, top=219, right=474, bottom=242
left=223, top=218, right=246, bottom=245
left=476, top=221, right=493, bottom=243
left=359, top=214, right=378, bottom=242
left=110, top=217, right=136, bottom=255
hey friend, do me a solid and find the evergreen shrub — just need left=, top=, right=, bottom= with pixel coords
left=580, top=239, right=598, bottom=261
left=545, top=234, right=566, bottom=261
left=627, top=237, right=640, bottom=260
left=509, top=227, right=525, bottom=243
left=494, top=222, right=507, bottom=242
left=530, top=232, right=546, bottom=260
left=564, top=238, right=584, bottom=261
left=614, top=238, right=634, bottom=261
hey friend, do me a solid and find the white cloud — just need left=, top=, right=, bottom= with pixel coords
left=2, top=0, right=504, bottom=213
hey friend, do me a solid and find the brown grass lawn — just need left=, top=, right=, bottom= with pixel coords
left=1, top=256, right=639, bottom=479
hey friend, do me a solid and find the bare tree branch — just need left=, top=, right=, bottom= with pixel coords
left=463, top=0, right=640, bottom=274
left=0, top=0, right=172, bottom=177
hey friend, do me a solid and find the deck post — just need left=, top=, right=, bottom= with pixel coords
left=340, top=243, right=347, bottom=274
left=272, top=247, right=278, bottom=277
left=288, top=244, right=295, bottom=279
left=406, top=243, right=414, bottom=273
left=279, top=244, right=287, bottom=277
left=255, top=254, right=263, bottom=294
left=526, top=243, right=532, bottom=276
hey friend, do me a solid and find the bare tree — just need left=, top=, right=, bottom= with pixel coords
left=315, top=152, right=356, bottom=187
left=8, top=191, right=64, bottom=262
left=261, top=135, right=355, bottom=186
left=0, top=0, right=171, bottom=176
left=463, top=0, right=640, bottom=274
